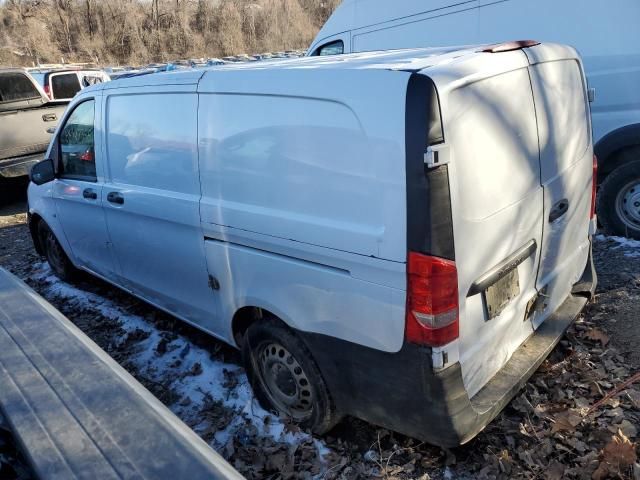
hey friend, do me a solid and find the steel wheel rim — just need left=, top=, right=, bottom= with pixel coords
left=44, top=231, right=65, bottom=275
left=615, top=180, right=640, bottom=230
left=256, top=342, right=313, bottom=420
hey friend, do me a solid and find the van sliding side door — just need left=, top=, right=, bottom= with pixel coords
left=101, top=87, right=221, bottom=335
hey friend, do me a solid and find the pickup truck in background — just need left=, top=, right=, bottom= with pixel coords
left=0, top=69, right=68, bottom=199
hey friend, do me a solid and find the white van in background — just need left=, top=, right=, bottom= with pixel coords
left=28, top=68, right=111, bottom=102
left=308, top=0, right=640, bottom=239
left=28, top=42, right=596, bottom=446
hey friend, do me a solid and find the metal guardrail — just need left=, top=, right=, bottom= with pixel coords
left=0, top=267, right=243, bottom=480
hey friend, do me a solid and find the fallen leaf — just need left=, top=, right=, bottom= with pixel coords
left=546, top=460, right=565, bottom=480
left=627, top=390, right=640, bottom=409
left=282, top=420, right=301, bottom=435
left=585, top=328, right=610, bottom=346
left=618, top=420, right=638, bottom=438
left=552, top=410, right=582, bottom=433
left=593, top=430, right=638, bottom=479
left=498, top=450, right=512, bottom=475
left=592, top=462, right=609, bottom=480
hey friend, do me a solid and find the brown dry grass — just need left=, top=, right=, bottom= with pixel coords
left=0, top=0, right=341, bottom=66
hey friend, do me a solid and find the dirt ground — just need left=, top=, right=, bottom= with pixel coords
left=0, top=188, right=638, bottom=480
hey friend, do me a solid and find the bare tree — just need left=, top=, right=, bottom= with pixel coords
left=85, top=0, right=93, bottom=38
left=0, top=0, right=340, bottom=66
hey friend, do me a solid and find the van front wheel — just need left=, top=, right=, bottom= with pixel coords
left=37, top=221, right=77, bottom=282
left=242, top=318, right=339, bottom=434
left=598, top=159, right=640, bottom=240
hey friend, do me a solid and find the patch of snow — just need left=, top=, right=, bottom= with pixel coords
left=595, top=234, right=640, bottom=257
left=30, top=263, right=329, bottom=462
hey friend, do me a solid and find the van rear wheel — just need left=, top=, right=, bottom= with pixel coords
left=598, top=159, right=640, bottom=240
left=242, top=318, right=339, bottom=434
left=37, top=221, right=77, bottom=282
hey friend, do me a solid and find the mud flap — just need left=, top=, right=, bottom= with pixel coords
left=571, top=239, right=597, bottom=298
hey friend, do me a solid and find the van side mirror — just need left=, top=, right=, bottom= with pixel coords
left=30, top=159, right=56, bottom=185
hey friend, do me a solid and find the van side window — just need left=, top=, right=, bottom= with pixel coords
left=106, top=93, right=199, bottom=195
left=59, top=100, right=96, bottom=182
left=82, top=75, right=103, bottom=87
left=314, top=40, right=344, bottom=56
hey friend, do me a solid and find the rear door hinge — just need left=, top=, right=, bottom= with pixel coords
left=424, top=145, right=449, bottom=168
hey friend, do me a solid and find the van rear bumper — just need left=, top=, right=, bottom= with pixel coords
left=301, top=244, right=595, bottom=447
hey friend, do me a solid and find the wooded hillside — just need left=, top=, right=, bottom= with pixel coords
left=0, top=0, right=340, bottom=66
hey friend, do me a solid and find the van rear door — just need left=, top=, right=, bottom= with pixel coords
left=525, top=48, right=593, bottom=326
left=436, top=59, right=544, bottom=397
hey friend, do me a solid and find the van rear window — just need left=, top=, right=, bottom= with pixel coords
left=51, top=73, right=81, bottom=99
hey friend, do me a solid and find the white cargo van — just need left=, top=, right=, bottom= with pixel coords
left=309, top=0, right=640, bottom=239
left=28, top=42, right=596, bottom=446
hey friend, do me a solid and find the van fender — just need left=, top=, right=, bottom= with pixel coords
left=28, top=195, right=79, bottom=267
left=227, top=296, right=299, bottom=346
left=594, top=123, right=640, bottom=178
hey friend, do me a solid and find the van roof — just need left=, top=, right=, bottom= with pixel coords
left=94, top=43, right=578, bottom=92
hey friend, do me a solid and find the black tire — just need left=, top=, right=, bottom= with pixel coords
left=0, top=182, right=7, bottom=206
left=242, top=317, right=340, bottom=434
left=597, top=159, right=640, bottom=240
left=0, top=178, right=25, bottom=206
left=37, top=221, right=78, bottom=281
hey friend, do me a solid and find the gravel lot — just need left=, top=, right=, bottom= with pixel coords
left=0, top=189, right=638, bottom=479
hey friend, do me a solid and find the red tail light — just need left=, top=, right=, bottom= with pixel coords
left=80, top=150, right=94, bottom=162
left=591, top=154, right=598, bottom=219
left=43, top=85, right=51, bottom=99
left=406, top=252, right=459, bottom=347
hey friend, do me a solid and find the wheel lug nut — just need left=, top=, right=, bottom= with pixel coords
left=635, top=202, right=640, bottom=207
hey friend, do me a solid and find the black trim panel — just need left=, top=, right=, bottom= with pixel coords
left=467, top=240, right=537, bottom=297
left=405, top=74, right=455, bottom=260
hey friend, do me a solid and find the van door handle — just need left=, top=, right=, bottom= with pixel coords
left=549, top=199, right=569, bottom=223
left=42, top=113, right=57, bottom=122
left=107, top=191, right=124, bottom=205
left=82, top=188, right=98, bottom=200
